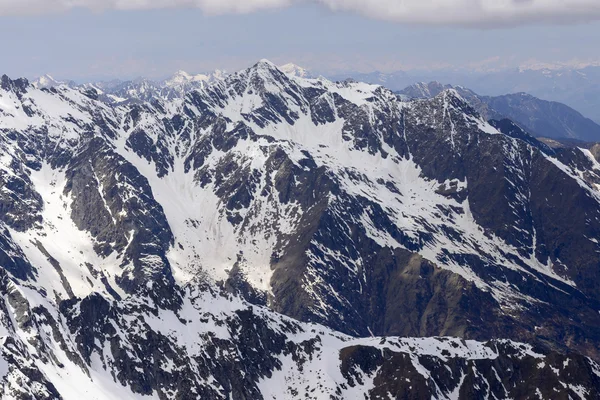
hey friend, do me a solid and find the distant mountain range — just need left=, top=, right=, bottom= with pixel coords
left=32, top=69, right=226, bottom=105
left=399, top=81, right=600, bottom=142
left=331, top=65, right=600, bottom=125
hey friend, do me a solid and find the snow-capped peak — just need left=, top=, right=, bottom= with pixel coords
left=165, top=70, right=206, bottom=86
left=257, top=58, right=277, bottom=66
left=250, top=59, right=281, bottom=75
left=172, top=69, right=194, bottom=80
left=279, top=63, right=312, bottom=78
left=32, top=74, right=63, bottom=89
left=163, top=69, right=226, bottom=88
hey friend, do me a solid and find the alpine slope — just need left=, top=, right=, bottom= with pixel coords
left=1, top=60, right=600, bottom=399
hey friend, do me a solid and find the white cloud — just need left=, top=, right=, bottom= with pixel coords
left=1, top=0, right=600, bottom=26
left=322, top=0, right=600, bottom=26
left=0, top=0, right=291, bottom=15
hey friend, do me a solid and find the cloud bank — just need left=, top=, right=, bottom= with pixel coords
left=1, top=0, right=600, bottom=26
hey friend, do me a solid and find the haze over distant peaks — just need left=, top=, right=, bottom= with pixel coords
left=31, top=74, right=76, bottom=89
left=279, top=63, right=313, bottom=78
left=163, top=69, right=226, bottom=87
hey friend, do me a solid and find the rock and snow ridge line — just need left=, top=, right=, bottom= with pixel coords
left=1, top=60, right=598, bottom=307
left=3, top=61, right=596, bottom=294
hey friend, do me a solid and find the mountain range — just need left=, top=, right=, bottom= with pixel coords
left=2, top=60, right=600, bottom=398
left=399, top=81, right=600, bottom=142
left=34, top=63, right=600, bottom=142
left=32, top=69, right=226, bottom=105
left=331, top=65, right=600, bottom=126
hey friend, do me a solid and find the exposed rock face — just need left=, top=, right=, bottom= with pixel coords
left=1, top=62, right=600, bottom=398
left=340, top=341, right=600, bottom=400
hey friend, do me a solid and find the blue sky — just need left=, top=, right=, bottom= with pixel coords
left=0, top=2, right=599, bottom=81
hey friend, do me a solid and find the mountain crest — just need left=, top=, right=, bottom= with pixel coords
left=0, top=74, right=29, bottom=95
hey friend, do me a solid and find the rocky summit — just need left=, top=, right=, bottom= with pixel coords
left=1, top=60, right=600, bottom=399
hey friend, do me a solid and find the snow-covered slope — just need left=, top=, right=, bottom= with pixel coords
left=1, top=61, right=600, bottom=398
